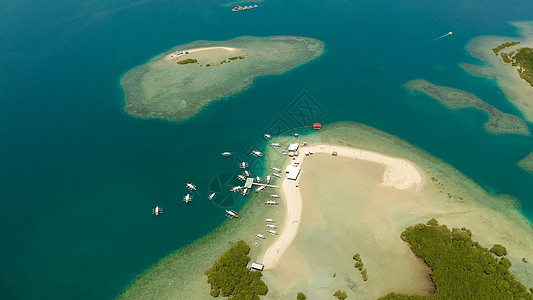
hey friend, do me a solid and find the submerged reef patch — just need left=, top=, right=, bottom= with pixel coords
left=120, top=36, right=324, bottom=121
left=404, top=79, right=530, bottom=136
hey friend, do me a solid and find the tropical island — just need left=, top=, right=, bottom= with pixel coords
left=117, top=123, right=533, bottom=299
left=404, top=79, right=530, bottom=136
left=120, top=36, right=324, bottom=121
left=492, top=41, right=533, bottom=87
left=461, top=21, right=533, bottom=122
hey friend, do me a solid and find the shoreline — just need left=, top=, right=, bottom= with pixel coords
left=259, top=144, right=422, bottom=269
left=461, top=21, right=533, bottom=122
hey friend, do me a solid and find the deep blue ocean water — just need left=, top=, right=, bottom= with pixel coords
left=2, top=0, right=533, bottom=298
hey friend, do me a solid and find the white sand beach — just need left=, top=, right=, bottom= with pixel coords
left=259, top=144, right=422, bottom=270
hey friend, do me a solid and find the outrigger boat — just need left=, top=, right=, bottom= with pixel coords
left=272, top=173, right=281, bottom=178
left=230, top=186, right=243, bottom=192
left=232, top=4, right=258, bottom=12
left=270, top=194, right=280, bottom=198
left=152, top=206, right=163, bottom=216
left=241, top=188, right=249, bottom=195
left=225, top=210, right=239, bottom=218
left=271, top=167, right=281, bottom=172
left=270, top=143, right=281, bottom=147
left=264, top=134, right=271, bottom=139
left=265, top=201, right=279, bottom=206
left=255, top=176, right=261, bottom=183
left=268, top=229, right=278, bottom=235
left=237, top=174, right=246, bottom=181
left=255, top=185, right=266, bottom=193
left=244, top=170, right=251, bottom=177
left=186, top=183, right=197, bottom=191
left=239, top=162, right=248, bottom=169
left=208, top=193, right=216, bottom=201
left=251, top=150, right=263, bottom=157
left=256, top=233, right=266, bottom=239
left=183, top=194, right=192, bottom=204
left=265, top=218, right=275, bottom=222
left=266, top=175, right=271, bottom=184
left=266, top=224, right=277, bottom=229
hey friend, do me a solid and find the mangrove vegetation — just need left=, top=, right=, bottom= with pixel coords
left=379, top=219, right=533, bottom=300
left=205, top=241, right=268, bottom=299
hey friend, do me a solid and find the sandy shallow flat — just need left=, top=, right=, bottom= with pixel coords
left=260, top=144, right=422, bottom=270
left=261, top=140, right=533, bottom=299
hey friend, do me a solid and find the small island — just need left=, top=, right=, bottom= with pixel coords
left=404, top=79, right=530, bottom=136
left=461, top=21, right=533, bottom=122
left=120, top=36, right=324, bottom=121
left=492, top=41, right=533, bottom=87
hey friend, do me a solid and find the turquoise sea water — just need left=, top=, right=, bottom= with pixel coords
left=1, top=0, right=533, bottom=298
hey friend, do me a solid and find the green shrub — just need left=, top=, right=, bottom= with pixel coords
left=490, top=244, right=508, bottom=256
left=353, top=253, right=360, bottom=261
left=333, top=289, right=347, bottom=300
left=177, top=58, right=198, bottom=65
left=206, top=64, right=211, bottom=67
left=205, top=241, right=268, bottom=299
left=297, top=292, right=307, bottom=300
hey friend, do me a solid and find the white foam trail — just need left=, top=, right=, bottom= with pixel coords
left=430, top=31, right=454, bottom=42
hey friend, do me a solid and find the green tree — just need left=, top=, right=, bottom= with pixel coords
left=490, top=244, right=508, bottom=256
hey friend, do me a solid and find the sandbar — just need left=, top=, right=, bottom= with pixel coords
left=259, top=144, right=422, bottom=269
left=461, top=21, right=533, bottom=122
left=405, top=79, right=530, bottom=135
left=120, top=36, right=324, bottom=121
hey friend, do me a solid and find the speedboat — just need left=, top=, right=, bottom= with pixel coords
left=266, top=175, right=271, bottom=184
left=221, top=152, right=232, bottom=156
left=241, top=188, right=249, bottom=195
left=186, top=183, right=197, bottom=191
left=264, top=134, right=272, bottom=139
left=244, top=170, right=251, bottom=177
left=208, top=193, right=216, bottom=201
left=255, top=176, right=261, bottom=183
